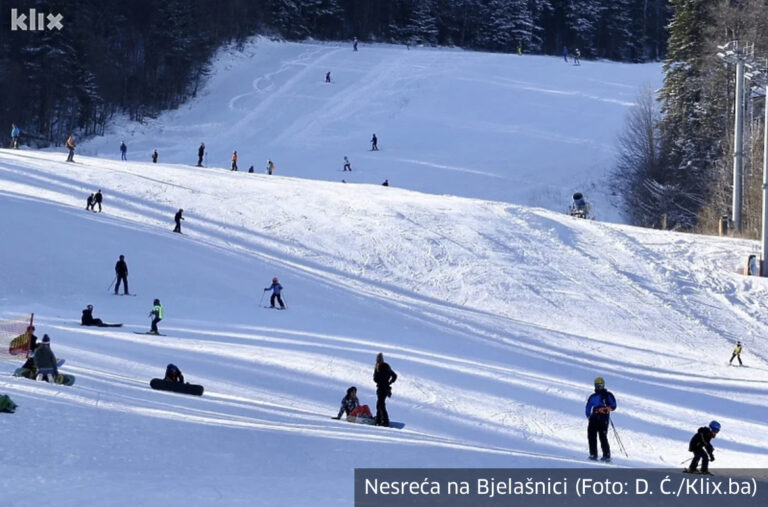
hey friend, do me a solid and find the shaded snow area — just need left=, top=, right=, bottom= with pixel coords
left=2, top=40, right=767, bottom=506
left=80, top=38, right=661, bottom=223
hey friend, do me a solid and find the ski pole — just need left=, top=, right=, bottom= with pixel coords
left=258, top=290, right=266, bottom=308
left=610, top=419, right=629, bottom=458
left=681, top=457, right=693, bottom=465
left=107, top=275, right=116, bottom=292
left=281, top=294, right=287, bottom=309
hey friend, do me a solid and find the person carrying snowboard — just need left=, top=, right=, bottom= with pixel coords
left=371, top=133, right=378, bottom=151
left=264, top=277, right=285, bottom=309
left=10, top=123, right=19, bottom=149
left=94, top=189, right=103, bottom=212
left=343, top=156, right=351, bottom=171
left=686, top=421, right=720, bottom=475
left=33, top=334, right=59, bottom=382
left=197, top=142, right=205, bottom=166
left=114, top=254, right=129, bottom=295
left=148, top=299, right=163, bottom=335
left=173, top=209, right=184, bottom=233
left=729, top=341, right=743, bottom=366
left=373, top=352, right=397, bottom=427
left=231, top=150, right=238, bottom=171
left=66, top=134, right=76, bottom=162
left=152, top=149, right=159, bottom=163
left=333, top=386, right=372, bottom=420
left=585, top=376, right=616, bottom=462
left=120, top=141, right=127, bottom=161
left=164, top=363, right=184, bottom=383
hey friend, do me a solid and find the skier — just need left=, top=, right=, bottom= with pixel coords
left=86, top=193, right=95, bottom=211
left=325, top=71, right=331, bottom=83
left=148, top=299, right=163, bottom=335
left=333, top=386, right=372, bottom=420
left=33, top=334, right=59, bottom=382
left=94, top=189, right=103, bottom=212
left=686, top=421, right=720, bottom=475
left=563, top=46, right=569, bottom=63
left=353, top=37, right=358, bottom=52
left=197, top=142, right=205, bottom=167
left=266, top=159, right=275, bottom=175
left=152, top=149, right=159, bottom=163
left=10, top=123, right=19, bottom=149
left=66, top=134, right=76, bottom=162
left=264, top=277, right=285, bottom=309
left=231, top=150, right=238, bottom=171
left=373, top=352, right=397, bottom=427
left=81, top=305, right=107, bottom=327
left=585, top=376, right=617, bottom=462
left=382, top=179, right=389, bottom=187
left=173, top=209, right=184, bottom=233
left=120, top=141, right=127, bottom=161
left=729, top=341, right=743, bottom=366
left=343, top=156, right=351, bottom=171
left=574, top=48, right=581, bottom=65
left=248, top=165, right=254, bottom=173
left=517, top=44, right=522, bottom=56
left=164, top=363, right=184, bottom=383
left=114, top=254, right=129, bottom=295
left=371, top=133, right=378, bottom=151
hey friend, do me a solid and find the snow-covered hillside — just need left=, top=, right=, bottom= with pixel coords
left=80, top=39, right=661, bottom=223
left=1, top=148, right=768, bottom=505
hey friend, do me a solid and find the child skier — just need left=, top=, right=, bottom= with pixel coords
left=264, top=277, right=285, bottom=309
left=148, top=299, right=163, bottom=335
left=729, top=341, right=743, bottom=366
left=686, top=421, right=720, bottom=475
left=585, top=376, right=617, bottom=462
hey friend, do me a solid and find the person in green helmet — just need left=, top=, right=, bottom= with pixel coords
left=148, top=299, right=163, bottom=335
left=585, top=376, right=617, bottom=462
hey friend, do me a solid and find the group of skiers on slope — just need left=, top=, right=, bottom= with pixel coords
left=585, top=376, right=723, bottom=474
left=562, top=46, right=581, bottom=65
left=333, top=352, right=397, bottom=427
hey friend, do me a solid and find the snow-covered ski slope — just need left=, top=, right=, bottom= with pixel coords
left=81, top=38, right=661, bottom=223
left=1, top=147, right=768, bottom=505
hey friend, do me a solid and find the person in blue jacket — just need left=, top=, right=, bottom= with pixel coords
left=264, top=277, right=285, bottom=309
left=563, top=46, right=569, bottom=63
left=585, top=376, right=617, bottom=462
left=10, top=124, right=20, bottom=149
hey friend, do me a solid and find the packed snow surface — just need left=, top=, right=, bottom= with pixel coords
left=2, top=40, right=767, bottom=506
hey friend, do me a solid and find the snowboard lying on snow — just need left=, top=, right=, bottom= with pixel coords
left=345, top=415, right=405, bottom=429
left=13, top=368, right=75, bottom=386
left=150, top=378, right=204, bottom=396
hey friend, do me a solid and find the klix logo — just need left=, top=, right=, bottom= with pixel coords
left=10, top=8, right=64, bottom=31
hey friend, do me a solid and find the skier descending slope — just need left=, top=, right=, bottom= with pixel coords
left=686, top=421, right=720, bottom=475
left=148, top=299, right=163, bottom=335
left=264, top=277, right=285, bottom=309
left=585, top=376, right=617, bottom=462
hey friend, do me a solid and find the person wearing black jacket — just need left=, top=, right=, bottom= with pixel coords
left=81, top=305, right=104, bottom=326
left=94, top=189, right=103, bottom=212
left=174, top=209, right=184, bottom=233
left=197, top=143, right=205, bottom=166
left=687, top=421, right=720, bottom=475
left=164, top=363, right=184, bottom=383
left=114, top=254, right=129, bottom=295
left=373, top=352, right=397, bottom=427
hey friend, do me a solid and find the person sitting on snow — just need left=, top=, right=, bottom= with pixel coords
left=33, top=334, right=59, bottom=382
left=333, top=386, right=372, bottom=419
left=164, top=363, right=184, bottom=383
left=81, top=304, right=106, bottom=326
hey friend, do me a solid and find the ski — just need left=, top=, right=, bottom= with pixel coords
left=112, top=293, right=137, bottom=297
left=263, top=306, right=286, bottom=310
left=133, top=331, right=166, bottom=336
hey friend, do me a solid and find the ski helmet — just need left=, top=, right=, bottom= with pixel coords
left=42, top=334, right=50, bottom=343
left=594, top=377, right=605, bottom=388
left=709, top=420, right=721, bottom=433
left=87, top=304, right=93, bottom=309
left=272, top=277, right=278, bottom=283
left=153, top=299, right=160, bottom=305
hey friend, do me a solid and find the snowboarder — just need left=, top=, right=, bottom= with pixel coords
left=264, top=277, right=285, bottom=309
left=94, top=189, right=103, bottom=212
left=66, top=134, right=76, bottom=162
left=382, top=179, right=389, bottom=187
left=152, top=149, right=158, bottom=163
left=173, top=209, right=184, bottom=233
left=10, top=123, right=19, bottom=149
left=148, top=299, right=163, bottom=335
left=373, top=353, right=397, bottom=427
left=686, top=421, right=720, bottom=475
left=81, top=304, right=114, bottom=327
left=333, top=386, right=372, bottom=420
left=266, top=159, right=275, bottom=175
left=164, top=363, right=184, bottom=383
left=197, top=143, right=205, bottom=167
left=353, top=37, right=358, bottom=51
left=574, top=48, right=581, bottom=65
left=729, top=341, right=743, bottom=366
left=343, top=156, right=351, bottom=171
left=563, top=46, right=569, bottom=63
left=585, top=376, right=617, bottom=462
left=114, top=254, right=129, bottom=295
left=248, top=165, right=254, bottom=173
left=86, top=193, right=95, bottom=211
left=33, top=334, right=59, bottom=382
left=231, top=150, right=238, bottom=171
left=325, top=71, right=331, bottom=83
left=120, top=141, right=127, bottom=161
left=371, top=133, right=378, bottom=151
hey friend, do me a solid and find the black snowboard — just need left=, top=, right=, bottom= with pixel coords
left=150, top=378, right=204, bottom=396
